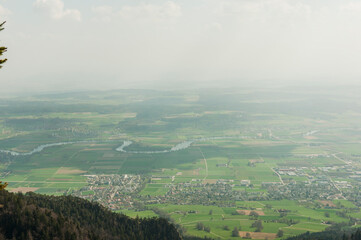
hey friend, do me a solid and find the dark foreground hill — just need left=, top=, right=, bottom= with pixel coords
left=4, top=188, right=361, bottom=240
left=286, top=228, right=361, bottom=240
left=0, top=189, right=181, bottom=240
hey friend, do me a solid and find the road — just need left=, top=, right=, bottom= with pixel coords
left=332, top=153, right=350, bottom=165
left=261, top=155, right=284, bottom=185
left=199, top=148, right=208, bottom=180
left=270, top=167, right=285, bottom=185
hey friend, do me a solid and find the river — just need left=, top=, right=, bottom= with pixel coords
left=0, top=142, right=77, bottom=156
left=115, top=136, right=235, bottom=154
left=0, top=136, right=239, bottom=156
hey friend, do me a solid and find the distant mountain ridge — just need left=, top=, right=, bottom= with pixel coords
left=0, top=189, right=181, bottom=240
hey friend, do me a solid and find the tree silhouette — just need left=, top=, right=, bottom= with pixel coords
left=0, top=181, right=7, bottom=190
left=0, top=21, right=8, bottom=199
left=251, top=220, right=263, bottom=232
left=0, top=190, right=182, bottom=239
left=0, top=21, right=7, bottom=69
left=231, top=227, right=239, bottom=237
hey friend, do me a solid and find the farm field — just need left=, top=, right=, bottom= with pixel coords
left=2, top=87, right=361, bottom=239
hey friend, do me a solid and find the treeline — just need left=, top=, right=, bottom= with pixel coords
left=0, top=190, right=181, bottom=240
left=4, top=118, right=75, bottom=131
left=286, top=227, right=361, bottom=240
left=0, top=152, right=16, bottom=164
left=183, top=237, right=214, bottom=240
left=0, top=101, right=124, bottom=115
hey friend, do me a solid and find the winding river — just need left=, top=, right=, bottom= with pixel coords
left=0, top=136, right=238, bottom=156
left=0, top=142, right=77, bottom=156
left=115, top=136, right=234, bottom=154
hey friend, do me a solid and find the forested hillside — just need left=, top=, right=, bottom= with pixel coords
left=0, top=189, right=181, bottom=240
left=286, top=228, right=361, bottom=240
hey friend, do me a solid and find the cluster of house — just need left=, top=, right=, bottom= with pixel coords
left=71, top=174, right=144, bottom=210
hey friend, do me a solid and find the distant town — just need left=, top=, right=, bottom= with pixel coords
left=70, top=154, right=361, bottom=211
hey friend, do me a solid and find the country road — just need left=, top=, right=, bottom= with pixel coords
left=199, top=148, right=208, bottom=180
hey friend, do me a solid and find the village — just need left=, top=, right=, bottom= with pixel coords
left=70, top=160, right=361, bottom=210
left=70, top=174, right=145, bottom=210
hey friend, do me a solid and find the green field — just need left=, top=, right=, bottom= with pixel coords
left=2, top=88, right=361, bottom=239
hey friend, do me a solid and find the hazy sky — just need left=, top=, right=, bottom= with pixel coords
left=1, top=0, right=361, bottom=93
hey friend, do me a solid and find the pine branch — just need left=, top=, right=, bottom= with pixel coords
left=0, top=21, right=7, bottom=68
left=0, top=21, right=6, bottom=31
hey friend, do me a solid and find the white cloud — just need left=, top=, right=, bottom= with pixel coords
left=92, top=5, right=114, bottom=22
left=33, top=0, right=81, bottom=21
left=340, top=1, right=361, bottom=19
left=341, top=2, right=361, bottom=12
left=5, top=0, right=361, bottom=93
left=118, top=1, right=182, bottom=21
left=218, top=0, right=311, bottom=19
left=0, top=4, right=12, bottom=17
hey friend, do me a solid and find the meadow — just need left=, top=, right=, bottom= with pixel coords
left=1, top=87, right=361, bottom=239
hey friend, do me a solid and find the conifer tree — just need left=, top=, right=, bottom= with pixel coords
left=0, top=181, right=7, bottom=190
left=231, top=227, right=239, bottom=237
left=0, top=21, right=7, bottom=69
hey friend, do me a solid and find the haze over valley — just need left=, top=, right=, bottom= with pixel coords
left=2, top=0, right=361, bottom=239
left=1, top=87, right=361, bottom=239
